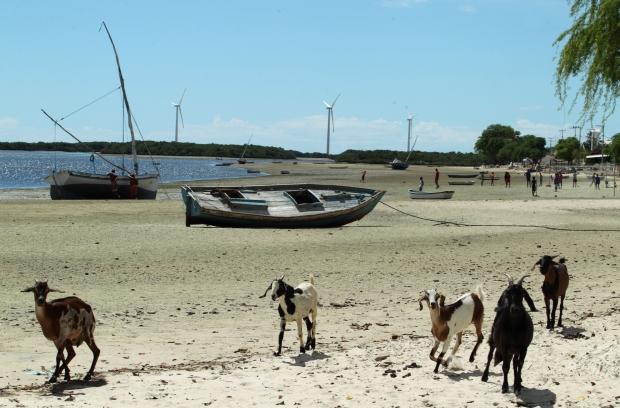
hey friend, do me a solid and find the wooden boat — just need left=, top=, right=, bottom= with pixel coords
left=247, top=169, right=260, bottom=174
left=408, top=190, right=454, bottom=199
left=215, top=162, right=234, bottom=167
left=329, top=166, right=348, bottom=169
left=182, top=184, right=386, bottom=228
left=447, top=173, right=479, bottom=178
left=448, top=180, right=476, bottom=186
left=280, top=170, right=290, bottom=174
left=238, top=135, right=252, bottom=164
left=41, top=22, right=159, bottom=200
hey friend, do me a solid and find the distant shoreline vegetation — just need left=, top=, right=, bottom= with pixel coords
left=0, top=141, right=482, bottom=166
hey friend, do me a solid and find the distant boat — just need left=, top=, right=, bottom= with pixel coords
left=391, top=114, right=418, bottom=170
left=238, top=135, right=252, bottom=164
left=42, top=22, right=159, bottom=200
left=280, top=170, right=290, bottom=174
left=215, top=162, right=234, bottom=167
left=448, top=180, right=476, bottom=186
left=182, top=184, right=385, bottom=228
left=329, top=165, right=348, bottom=169
left=247, top=169, right=260, bottom=174
left=408, top=190, right=454, bottom=199
left=390, top=159, right=409, bottom=170
left=447, top=173, right=478, bottom=178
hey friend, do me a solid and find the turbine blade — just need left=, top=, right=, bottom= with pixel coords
left=179, top=88, right=187, bottom=105
left=331, top=93, right=341, bottom=107
left=323, top=101, right=331, bottom=108
left=179, top=107, right=185, bottom=128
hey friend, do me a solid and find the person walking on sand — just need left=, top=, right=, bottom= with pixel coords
left=360, top=170, right=367, bottom=183
left=490, top=171, right=495, bottom=186
left=595, top=173, right=601, bottom=190
left=504, top=171, right=511, bottom=188
left=539, top=172, right=543, bottom=186
left=418, top=176, right=424, bottom=192
left=590, top=173, right=596, bottom=187
left=531, top=177, right=537, bottom=197
left=434, top=168, right=440, bottom=189
left=107, top=169, right=119, bottom=198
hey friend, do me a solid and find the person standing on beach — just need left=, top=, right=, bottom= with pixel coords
left=504, top=171, right=511, bottom=188
left=595, top=173, right=601, bottom=190
left=107, top=169, right=119, bottom=198
left=434, top=168, right=440, bottom=189
left=490, top=171, right=495, bottom=186
left=531, top=176, right=537, bottom=197
left=360, top=170, right=367, bottom=183
left=539, top=172, right=543, bottom=186
left=418, top=176, right=424, bottom=191
left=572, top=171, right=577, bottom=187
left=129, top=172, right=139, bottom=199
left=590, top=173, right=596, bottom=187
left=525, top=170, right=531, bottom=187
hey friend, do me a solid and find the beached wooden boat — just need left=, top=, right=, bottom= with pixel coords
left=246, top=169, right=260, bottom=173
left=182, top=184, right=385, bottom=228
left=390, top=159, right=409, bottom=170
left=215, top=162, right=234, bottom=167
left=408, top=190, right=454, bottom=199
left=448, top=180, right=476, bottom=186
left=447, top=173, right=479, bottom=178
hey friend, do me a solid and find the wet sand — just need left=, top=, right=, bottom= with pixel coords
left=1, top=163, right=619, bottom=407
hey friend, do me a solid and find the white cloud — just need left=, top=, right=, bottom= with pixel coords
left=514, top=119, right=560, bottom=139
left=381, top=0, right=428, bottom=8
left=0, top=117, right=18, bottom=129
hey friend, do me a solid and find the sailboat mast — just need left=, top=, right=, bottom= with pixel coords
left=101, top=22, right=139, bottom=175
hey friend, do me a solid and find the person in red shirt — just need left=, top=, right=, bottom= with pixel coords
left=107, top=169, right=119, bottom=198
left=129, top=173, right=139, bottom=199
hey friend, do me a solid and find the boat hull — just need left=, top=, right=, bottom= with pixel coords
left=408, top=190, right=454, bottom=199
left=182, top=184, right=385, bottom=228
left=448, top=180, right=476, bottom=186
left=45, top=170, right=159, bottom=199
left=447, top=173, right=479, bottom=178
left=391, top=161, right=409, bottom=170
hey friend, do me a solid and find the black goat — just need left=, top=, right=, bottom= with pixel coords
left=481, top=275, right=535, bottom=394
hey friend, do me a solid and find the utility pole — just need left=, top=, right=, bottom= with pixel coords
left=559, top=128, right=565, bottom=140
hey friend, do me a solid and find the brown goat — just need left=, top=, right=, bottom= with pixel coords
left=22, top=281, right=100, bottom=383
left=532, top=256, right=569, bottom=329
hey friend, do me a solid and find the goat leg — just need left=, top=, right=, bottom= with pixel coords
left=544, top=298, right=551, bottom=329
left=304, top=317, right=313, bottom=350
left=481, top=340, right=494, bottom=382
left=512, top=354, right=522, bottom=394
left=84, top=338, right=100, bottom=381
left=557, top=296, right=565, bottom=327
left=296, top=319, right=305, bottom=354
left=49, top=345, right=67, bottom=383
left=501, top=354, right=512, bottom=393
left=61, top=344, right=76, bottom=381
left=550, top=298, right=558, bottom=330
left=274, top=319, right=285, bottom=356
left=470, top=323, right=484, bottom=363
left=429, top=340, right=440, bottom=362
left=434, top=337, right=452, bottom=373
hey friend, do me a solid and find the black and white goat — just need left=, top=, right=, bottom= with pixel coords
left=481, top=274, right=535, bottom=394
left=260, top=275, right=318, bottom=356
left=22, top=281, right=100, bottom=383
left=418, top=286, right=485, bottom=373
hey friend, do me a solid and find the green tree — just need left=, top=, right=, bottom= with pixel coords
left=609, top=133, right=620, bottom=162
left=555, top=0, right=620, bottom=120
left=555, top=137, right=581, bottom=163
left=474, top=124, right=519, bottom=164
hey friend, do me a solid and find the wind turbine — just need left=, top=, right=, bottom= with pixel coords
left=406, top=113, right=413, bottom=153
left=323, top=93, right=341, bottom=156
left=173, top=88, right=187, bottom=142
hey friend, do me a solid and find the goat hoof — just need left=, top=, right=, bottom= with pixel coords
left=83, top=374, right=91, bottom=382
left=557, top=322, right=564, bottom=328
left=469, top=356, right=475, bottom=363
left=64, top=374, right=71, bottom=381
left=273, top=351, right=281, bottom=357
left=481, top=373, right=488, bottom=382
left=311, top=338, right=316, bottom=349
left=47, top=376, right=58, bottom=384
left=501, top=385, right=509, bottom=394
left=300, top=346, right=306, bottom=354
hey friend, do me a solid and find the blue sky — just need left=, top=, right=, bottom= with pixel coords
left=0, top=0, right=617, bottom=153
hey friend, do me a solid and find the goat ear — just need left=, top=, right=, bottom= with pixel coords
left=258, top=282, right=272, bottom=299
left=551, top=255, right=558, bottom=259
left=48, top=288, right=64, bottom=293
left=21, top=287, right=34, bottom=293
left=279, top=275, right=285, bottom=281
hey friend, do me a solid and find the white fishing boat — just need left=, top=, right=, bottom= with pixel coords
left=408, top=190, right=454, bottom=199
left=42, top=22, right=159, bottom=200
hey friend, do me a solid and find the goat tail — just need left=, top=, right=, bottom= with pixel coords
left=558, top=257, right=566, bottom=264
left=473, top=284, right=485, bottom=303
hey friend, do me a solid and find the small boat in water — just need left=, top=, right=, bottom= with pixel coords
left=408, top=190, right=454, bottom=199
left=448, top=180, right=476, bottom=186
left=247, top=169, right=260, bottom=174
left=447, top=173, right=478, bottom=178
left=182, top=184, right=385, bottom=228
left=215, top=162, right=234, bottom=167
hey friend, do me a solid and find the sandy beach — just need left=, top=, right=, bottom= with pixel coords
left=1, top=163, right=619, bottom=407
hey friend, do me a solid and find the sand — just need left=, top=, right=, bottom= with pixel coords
left=1, top=163, right=619, bottom=407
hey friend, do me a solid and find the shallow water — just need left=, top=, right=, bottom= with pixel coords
left=0, top=150, right=266, bottom=189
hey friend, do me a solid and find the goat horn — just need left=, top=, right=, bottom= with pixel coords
left=504, top=273, right=514, bottom=285
left=258, top=283, right=272, bottom=299
left=530, top=263, right=538, bottom=271
left=516, top=275, right=530, bottom=286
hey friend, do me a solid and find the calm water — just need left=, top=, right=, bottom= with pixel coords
left=0, top=150, right=267, bottom=189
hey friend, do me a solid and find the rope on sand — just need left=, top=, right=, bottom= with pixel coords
left=379, top=201, right=620, bottom=232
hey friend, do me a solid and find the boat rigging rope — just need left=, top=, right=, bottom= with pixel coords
left=59, top=86, right=121, bottom=121
left=129, top=112, right=160, bottom=176
left=379, top=201, right=620, bottom=232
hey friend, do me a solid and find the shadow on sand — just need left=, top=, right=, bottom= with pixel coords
left=515, top=387, right=557, bottom=407
left=284, top=351, right=330, bottom=367
left=444, top=368, right=490, bottom=382
left=558, top=326, right=587, bottom=340
left=49, top=378, right=107, bottom=396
